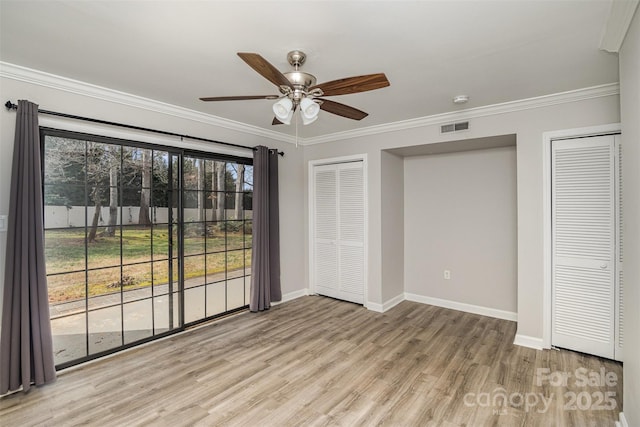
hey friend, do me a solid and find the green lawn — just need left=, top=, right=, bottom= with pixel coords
left=45, top=226, right=251, bottom=304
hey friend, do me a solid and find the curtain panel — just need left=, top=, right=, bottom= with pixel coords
left=0, top=100, right=56, bottom=394
left=249, top=146, right=281, bottom=312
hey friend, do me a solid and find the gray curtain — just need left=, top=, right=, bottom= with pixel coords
left=250, top=146, right=281, bottom=311
left=0, top=100, right=56, bottom=394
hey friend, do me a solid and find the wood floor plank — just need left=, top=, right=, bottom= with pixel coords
left=0, top=296, right=623, bottom=426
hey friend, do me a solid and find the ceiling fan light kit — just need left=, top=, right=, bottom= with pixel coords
left=200, top=50, right=390, bottom=126
left=273, top=97, right=294, bottom=124
left=300, top=97, right=320, bottom=124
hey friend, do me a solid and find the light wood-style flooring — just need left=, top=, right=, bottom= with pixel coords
left=0, top=296, right=623, bottom=426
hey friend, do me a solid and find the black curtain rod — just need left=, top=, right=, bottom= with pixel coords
left=4, top=101, right=284, bottom=157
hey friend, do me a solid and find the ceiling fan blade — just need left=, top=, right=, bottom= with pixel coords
left=318, top=99, right=368, bottom=120
left=200, top=95, right=279, bottom=101
left=311, top=73, right=390, bottom=97
left=237, top=52, right=293, bottom=89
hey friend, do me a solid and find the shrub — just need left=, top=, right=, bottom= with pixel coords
left=243, top=222, right=252, bottom=235
left=184, top=223, right=204, bottom=237
left=217, top=221, right=243, bottom=233
left=107, top=275, right=137, bottom=289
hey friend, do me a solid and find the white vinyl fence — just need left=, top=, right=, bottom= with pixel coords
left=44, top=206, right=252, bottom=228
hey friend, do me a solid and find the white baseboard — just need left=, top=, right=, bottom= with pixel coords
left=383, top=293, right=405, bottom=311
left=617, top=412, right=628, bottom=427
left=272, top=288, right=309, bottom=306
left=404, top=293, right=518, bottom=322
left=366, top=293, right=405, bottom=313
left=366, top=302, right=384, bottom=313
left=513, top=334, right=545, bottom=350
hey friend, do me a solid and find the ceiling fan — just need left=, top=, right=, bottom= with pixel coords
left=200, top=50, right=390, bottom=126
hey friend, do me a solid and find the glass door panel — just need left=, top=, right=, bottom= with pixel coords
left=182, top=155, right=252, bottom=325
left=43, top=131, right=182, bottom=368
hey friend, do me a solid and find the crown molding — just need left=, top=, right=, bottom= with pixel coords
left=0, top=61, right=296, bottom=145
left=301, top=83, right=620, bottom=145
left=600, top=0, right=639, bottom=53
left=1, top=61, right=619, bottom=148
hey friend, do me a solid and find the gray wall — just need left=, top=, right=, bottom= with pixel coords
left=304, top=94, right=620, bottom=342
left=403, top=146, right=517, bottom=313
left=620, top=6, right=640, bottom=426
left=380, top=151, right=405, bottom=305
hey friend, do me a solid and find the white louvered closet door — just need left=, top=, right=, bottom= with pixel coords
left=313, top=166, right=339, bottom=301
left=552, top=135, right=621, bottom=360
left=313, top=161, right=365, bottom=304
left=615, top=141, right=624, bottom=361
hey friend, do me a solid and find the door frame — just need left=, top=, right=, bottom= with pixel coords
left=308, top=154, right=369, bottom=308
left=39, top=119, right=254, bottom=369
left=542, top=123, right=621, bottom=351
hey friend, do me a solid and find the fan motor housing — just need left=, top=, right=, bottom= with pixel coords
left=282, top=71, right=318, bottom=101
left=283, top=71, right=316, bottom=90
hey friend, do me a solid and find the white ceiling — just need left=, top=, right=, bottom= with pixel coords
left=0, top=0, right=619, bottom=139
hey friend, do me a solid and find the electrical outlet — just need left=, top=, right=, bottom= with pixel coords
left=444, top=270, right=451, bottom=280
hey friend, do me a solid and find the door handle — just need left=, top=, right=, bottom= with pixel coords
left=600, top=264, right=608, bottom=269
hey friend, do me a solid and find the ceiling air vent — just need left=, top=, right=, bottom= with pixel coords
left=441, top=121, right=469, bottom=134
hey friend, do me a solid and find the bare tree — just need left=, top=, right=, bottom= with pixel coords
left=138, top=149, right=152, bottom=226
left=215, top=161, right=225, bottom=221
left=103, top=145, right=120, bottom=237
left=86, top=142, right=109, bottom=242
left=42, top=136, right=85, bottom=207
left=87, top=188, right=102, bottom=242
left=197, top=159, right=206, bottom=221
left=234, top=164, right=245, bottom=220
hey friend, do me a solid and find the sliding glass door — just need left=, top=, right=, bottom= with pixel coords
left=181, top=155, right=253, bottom=324
left=42, top=129, right=252, bottom=368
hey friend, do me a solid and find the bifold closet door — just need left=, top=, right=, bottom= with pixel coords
left=312, top=161, right=365, bottom=304
left=551, top=135, right=621, bottom=360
